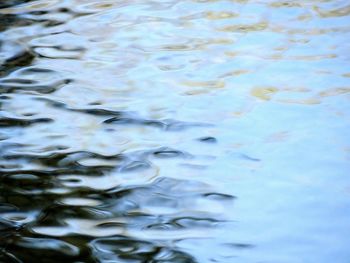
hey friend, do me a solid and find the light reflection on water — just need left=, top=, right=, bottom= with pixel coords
left=0, top=0, right=350, bottom=262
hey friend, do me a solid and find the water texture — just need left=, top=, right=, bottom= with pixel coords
left=0, top=0, right=350, bottom=262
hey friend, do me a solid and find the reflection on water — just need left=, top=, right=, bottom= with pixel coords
left=1, top=0, right=350, bottom=262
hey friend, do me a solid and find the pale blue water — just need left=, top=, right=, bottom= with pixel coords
left=0, top=0, right=350, bottom=262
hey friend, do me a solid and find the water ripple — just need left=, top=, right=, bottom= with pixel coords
left=0, top=0, right=350, bottom=262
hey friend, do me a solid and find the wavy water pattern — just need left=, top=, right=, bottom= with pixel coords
left=0, top=0, right=350, bottom=262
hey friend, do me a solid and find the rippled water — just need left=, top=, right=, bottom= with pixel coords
left=1, top=0, right=350, bottom=262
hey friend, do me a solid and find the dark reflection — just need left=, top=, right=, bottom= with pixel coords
left=0, top=78, right=72, bottom=93
left=104, top=115, right=211, bottom=131
left=91, top=237, right=197, bottom=263
left=0, top=131, right=234, bottom=262
left=0, top=0, right=241, bottom=261
left=0, top=0, right=37, bottom=9
left=197, top=136, right=217, bottom=143
left=0, top=41, right=35, bottom=77
left=0, top=116, right=53, bottom=127
left=0, top=0, right=252, bottom=260
left=0, top=14, right=33, bottom=31
left=2, top=236, right=94, bottom=263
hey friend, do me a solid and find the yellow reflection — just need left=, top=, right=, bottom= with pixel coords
left=220, top=22, right=268, bottom=32
left=182, top=80, right=225, bottom=89
left=269, top=2, right=301, bottom=8
left=319, top=87, right=350, bottom=97
left=220, top=70, right=250, bottom=78
left=251, top=87, right=278, bottom=101
left=205, top=11, right=238, bottom=20
left=314, top=5, right=350, bottom=18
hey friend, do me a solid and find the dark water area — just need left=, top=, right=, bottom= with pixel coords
left=1, top=0, right=350, bottom=262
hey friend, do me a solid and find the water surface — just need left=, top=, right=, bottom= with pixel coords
left=1, top=0, right=350, bottom=262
